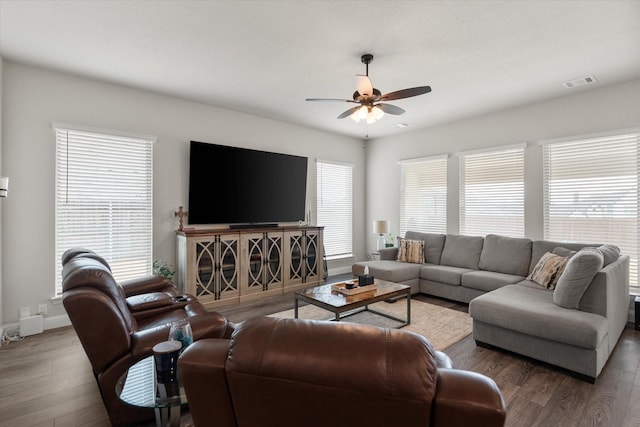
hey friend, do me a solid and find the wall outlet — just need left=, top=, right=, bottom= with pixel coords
left=37, top=304, right=48, bottom=315
left=19, top=306, right=30, bottom=318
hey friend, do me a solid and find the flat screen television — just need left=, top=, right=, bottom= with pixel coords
left=188, top=141, right=308, bottom=226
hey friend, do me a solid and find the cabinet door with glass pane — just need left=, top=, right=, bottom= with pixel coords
left=304, top=228, right=323, bottom=282
left=240, top=231, right=284, bottom=295
left=181, top=233, right=240, bottom=305
left=284, top=230, right=304, bottom=287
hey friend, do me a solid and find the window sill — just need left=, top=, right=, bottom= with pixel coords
left=325, top=254, right=354, bottom=262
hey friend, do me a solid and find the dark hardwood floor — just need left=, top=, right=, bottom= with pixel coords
left=2, top=282, right=640, bottom=426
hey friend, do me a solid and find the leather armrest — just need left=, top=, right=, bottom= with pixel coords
left=179, top=339, right=236, bottom=427
left=121, top=276, right=178, bottom=297
left=432, top=368, right=506, bottom=427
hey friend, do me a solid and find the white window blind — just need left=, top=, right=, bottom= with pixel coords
left=399, top=156, right=447, bottom=236
left=543, top=132, right=639, bottom=288
left=54, top=125, right=154, bottom=296
left=316, top=160, right=353, bottom=258
left=459, top=145, right=525, bottom=237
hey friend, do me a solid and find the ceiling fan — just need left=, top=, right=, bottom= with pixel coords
left=306, top=53, right=431, bottom=124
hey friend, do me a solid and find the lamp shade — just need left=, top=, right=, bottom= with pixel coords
left=372, top=220, right=390, bottom=235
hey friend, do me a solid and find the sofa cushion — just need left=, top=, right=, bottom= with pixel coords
left=552, top=247, right=577, bottom=258
left=554, top=248, right=604, bottom=309
left=479, top=234, right=532, bottom=277
left=420, top=265, right=473, bottom=286
left=404, top=231, right=447, bottom=264
left=469, top=284, right=607, bottom=349
left=461, top=271, right=525, bottom=292
left=440, top=234, right=484, bottom=270
left=596, top=244, right=620, bottom=267
left=352, top=261, right=422, bottom=284
left=530, top=240, right=600, bottom=275
left=528, top=252, right=568, bottom=289
left=396, top=239, right=425, bottom=264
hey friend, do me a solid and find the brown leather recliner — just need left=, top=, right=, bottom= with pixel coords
left=179, top=316, right=507, bottom=427
left=61, top=248, right=234, bottom=427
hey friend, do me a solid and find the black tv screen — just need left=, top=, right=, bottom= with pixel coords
left=188, top=141, right=308, bottom=226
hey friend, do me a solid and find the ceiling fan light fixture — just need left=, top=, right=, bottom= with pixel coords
left=358, top=105, right=368, bottom=120
left=356, top=75, right=373, bottom=96
left=372, top=106, right=384, bottom=120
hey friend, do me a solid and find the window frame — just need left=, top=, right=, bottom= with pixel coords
left=541, top=130, right=640, bottom=290
left=53, top=122, right=155, bottom=296
left=458, top=143, right=526, bottom=238
left=398, top=154, right=448, bottom=237
left=316, top=159, right=353, bottom=260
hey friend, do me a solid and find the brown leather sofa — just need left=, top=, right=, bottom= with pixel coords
left=179, top=316, right=506, bottom=427
left=61, top=248, right=234, bottom=426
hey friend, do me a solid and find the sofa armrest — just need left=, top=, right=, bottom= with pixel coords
left=179, top=339, right=236, bottom=427
left=432, top=368, right=506, bottom=427
left=379, top=247, right=399, bottom=260
left=120, top=275, right=178, bottom=297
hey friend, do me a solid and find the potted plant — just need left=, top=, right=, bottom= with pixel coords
left=153, top=260, right=175, bottom=281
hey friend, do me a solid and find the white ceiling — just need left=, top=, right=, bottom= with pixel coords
left=1, top=0, right=639, bottom=140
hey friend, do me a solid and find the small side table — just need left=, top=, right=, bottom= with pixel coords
left=115, top=356, right=186, bottom=427
left=635, top=296, right=640, bottom=330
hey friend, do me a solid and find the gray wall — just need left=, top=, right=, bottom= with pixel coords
left=1, top=61, right=365, bottom=327
left=363, top=79, right=640, bottom=253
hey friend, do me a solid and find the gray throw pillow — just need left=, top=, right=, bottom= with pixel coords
left=596, top=244, right=620, bottom=267
left=553, top=248, right=604, bottom=309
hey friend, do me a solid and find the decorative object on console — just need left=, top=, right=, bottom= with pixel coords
left=0, top=176, right=8, bottom=197
left=174, top=206, right=188, bottom=231
left=373, top=219, right=390, bottom=250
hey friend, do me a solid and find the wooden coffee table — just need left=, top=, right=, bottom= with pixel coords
left=294, top=279, right=411, bottom=328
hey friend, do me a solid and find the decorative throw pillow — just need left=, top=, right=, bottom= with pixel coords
left=528, top=252, right=568, bottom=289
left=553, top=248, right=604, bottom=309
left=396, top=239, right=425, bottom=264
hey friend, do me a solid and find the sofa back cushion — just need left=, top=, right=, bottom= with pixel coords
left=440, top=234, right=484, bottom=270
left=553, top=248, right=604, bottom=309
left=479, top=234, right=532, bottom=277
left=404, top=231, right=446, bottom=264
left=529, top=240, right=601, bottom=275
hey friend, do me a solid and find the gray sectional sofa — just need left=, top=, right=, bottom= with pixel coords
left=352, top=231, right=629, bottom=381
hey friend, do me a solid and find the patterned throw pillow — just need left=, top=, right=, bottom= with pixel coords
left=528, top=252, right=568, bottom=289
left=397, top=239, right=425, bottom=264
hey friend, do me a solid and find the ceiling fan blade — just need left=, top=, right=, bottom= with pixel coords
left=379, top=86, right=431, bottom=101
left=356, top=75, right=373, bottom=96
left=337, top=105, right=362, bottom=119
left=376, top=103, right=405, bottom=115
left=306, top=98, right=356, bottom=102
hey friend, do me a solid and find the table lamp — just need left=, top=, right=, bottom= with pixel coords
left=373, top=220, right=390, bottom=250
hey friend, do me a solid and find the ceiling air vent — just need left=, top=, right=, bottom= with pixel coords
left=562, top=76, right=596, bottom=89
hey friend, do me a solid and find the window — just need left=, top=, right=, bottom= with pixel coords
left=459, top=145, right=525, bottom=237
left=54, top=124, right=154, bottom=296
left=399, top=155, right=447, bottom=236
left=543, top=132, right=639, bottom=289
left=316, top=160, right=353, bottom=259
